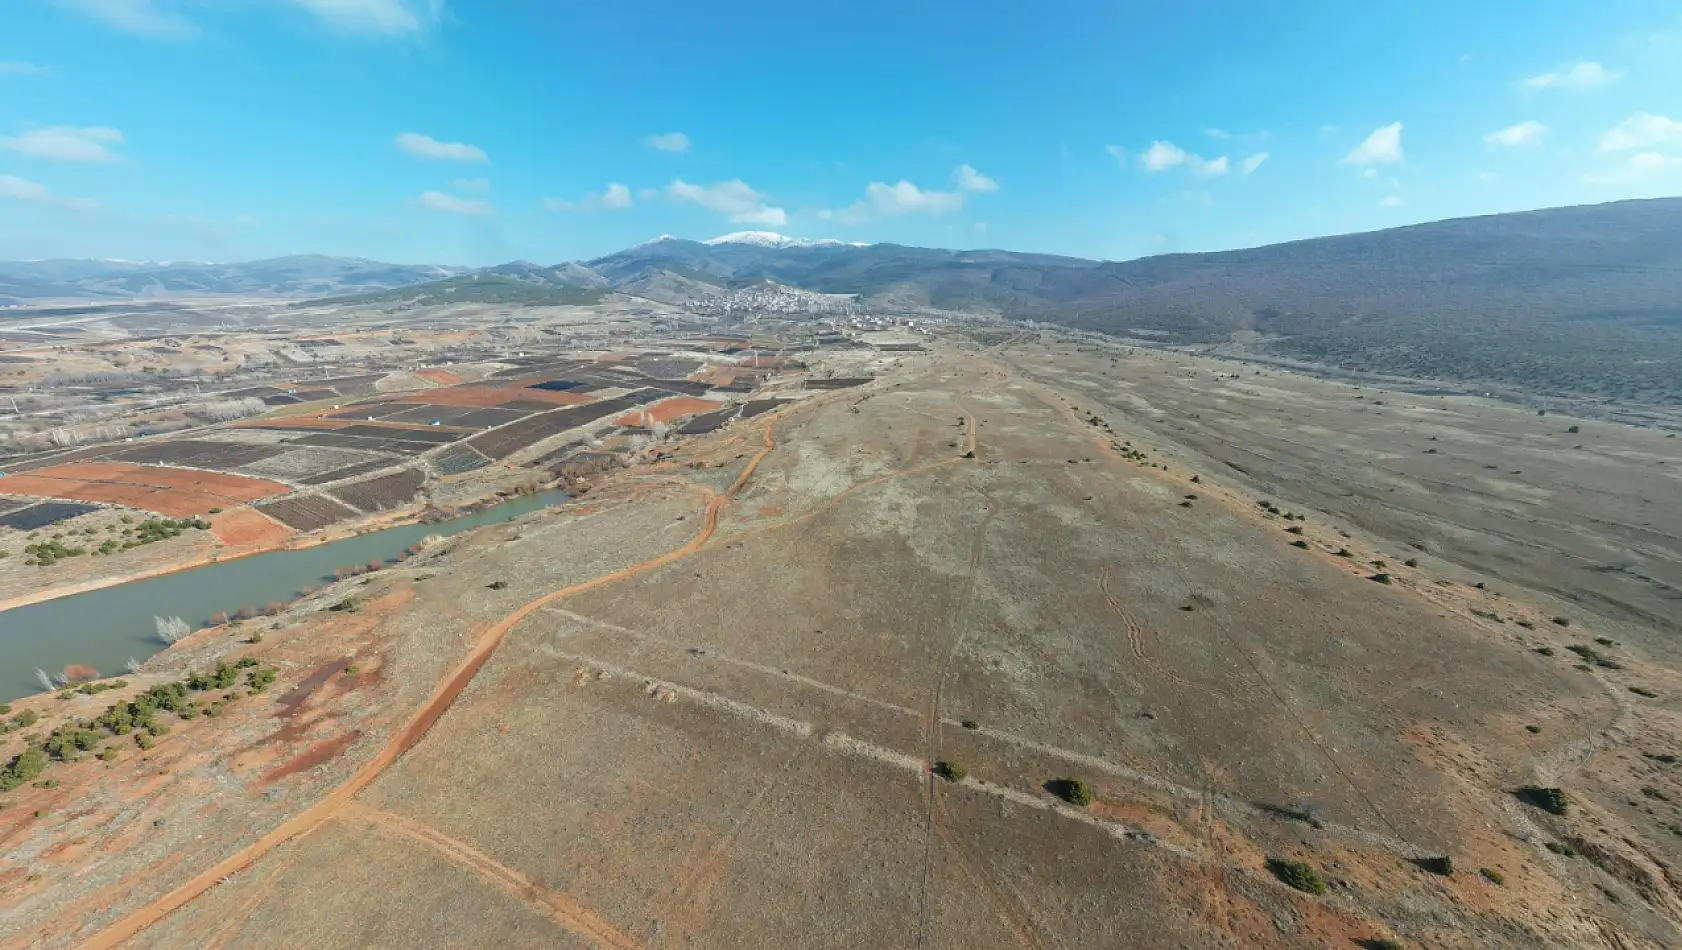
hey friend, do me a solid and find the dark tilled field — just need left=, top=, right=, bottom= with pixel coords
left=329, top=468, right=426, bottom=513
left=255, top=494, right=361, bottom=531
left=0, top=500, right=101, bottom=530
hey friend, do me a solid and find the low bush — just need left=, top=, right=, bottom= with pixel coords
left=0, top=748, right=47, bottom=791
left=1534, top=647, right=1555, bottom=656
left=1545, top=840, right=1576, bottom=857
left=1415, top=855, right=1453, bottom=876
left=1290, top=539, right=1310, bottom=549
left=960, top=719, right=980, bottom=730
left=1369, top=573, right=1392, bottom=584
left=1631, top=686, right=1660, bottom=698
left=1049, top=777, right=1094, bottom=807
left=1267, top=857, right=1327, bottom=895
left=1519, top=785, right=1569, bottom=815
left=487, top=580, right=509, bottom=590
left=934, top=761, right=968, bottom=782
left=1479, top=867, right=1505, bottom=885
left=1552, top=616, right=1570, bottom=627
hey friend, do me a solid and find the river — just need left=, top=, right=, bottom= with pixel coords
left=0, top=490, right=568, bottom=703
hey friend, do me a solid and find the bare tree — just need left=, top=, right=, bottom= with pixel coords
left=154, top=615, right=191, bottom=644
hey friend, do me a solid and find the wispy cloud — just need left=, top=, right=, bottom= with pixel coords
left=283, top=0, right=446, bottom=35
left=1582, top=151, right=1682, bottom=185
left=1484, top=120, right=1547, bottom=148
left=1104, top=145, right=1127, bottom=165
left=451, top=177, right=489, bottom=191
left=821, top=166, right=995, bottom=225
left=667, top=179, right=784, bottom=226
left=55, top=0, right=198, bottom=38
left=1380, top=195, right=1404, bottom=207
left=0, top=174, right=97, bottom=210
left=1204, top=127, right=1231, bottom=140
left=1597, top=112, right=1682, bottom=152
left=953, top=164, right=998, bottom=192
left=646, top=132, right=690, bottom=153
left=545, top=182, right=632, bottom=212
left=1240, top=152, right=1269, bottom=175
left=0, top=61, right=49, bottom=77
left=57, top=0, right=445, bottom=38
left=0, top=126, right=124, bottom=163
left=1521, top=60, right=1622, bottom=90
left=418, top=190, right=493, bottom=216
left=1138, top=141, right=1228, bottom=176
left=1341, top=122, right=1403, bottom=166
left=395, top=132, right=487, bottom=163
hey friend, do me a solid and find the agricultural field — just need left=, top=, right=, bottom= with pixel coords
left=254, top=494, right=361, bottom=531
left=12, top=337, right=1681, bottom=950
left=328, top=468, right=426, bottom=513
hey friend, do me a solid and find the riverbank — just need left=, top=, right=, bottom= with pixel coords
left=0, top=481, right=557, bottom=615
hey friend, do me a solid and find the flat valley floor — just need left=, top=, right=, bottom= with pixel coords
left=10, top=336, right=1682, bottom=949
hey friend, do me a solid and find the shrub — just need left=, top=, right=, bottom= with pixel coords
left=1286, top=525, right=1303, bottom=535
left=328, top=599, right=359, bottom=613
left=1369, top=573, right=1392, bottom=584
left=0, top=747, right=47, bottom=791
left=1631, top=686, right=1659, bottom=698
left=1642, top=786, right=1671, bottom=802
left=1369, top=941, right=1404, bottom=950
left=1565, top=644, right=1620, bottom=669
left=960, top=719, right=980, bottom=730
left=1403, top=558, right=1419, bottom=567
left=1545, top=840, right=1575, bottom=857
left=1519, top=786, right=1569, bottom=815
left=1567, top=425, right=1580, bottom=434
left=1479, top=867, right=1504, bottom=885
left=1049, top=777, right=1094, bottom=807
left=1267, top=857, right=1327, bottom=895
left=934, top=761, right=968, bottom=782
left=487, top=580, right=509, bottom=590
left=1525, top=725, right=1541, bottom=734
left=1552, top=616, right=1570, bottom=627
left=1290, top=539, right=1309, bottom=549
left=1415, top=855, right=1453, bottom=876
left=1534, top=646, right=1555, bottom=656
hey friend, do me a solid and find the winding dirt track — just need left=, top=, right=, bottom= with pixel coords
left=76, top=420, right=784, bottom=950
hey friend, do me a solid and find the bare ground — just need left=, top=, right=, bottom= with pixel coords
left=5, top=339, right=1681, bottom=949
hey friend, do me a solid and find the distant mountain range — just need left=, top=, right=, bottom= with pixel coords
left=0, top=254, right=468, bottom=305
left=4, top=198, right=1680, bottom=402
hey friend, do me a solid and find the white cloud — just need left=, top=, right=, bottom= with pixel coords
left=1597, top=112, right=1682, bottom=153
left=1204, top=127, right=1231, bottom=140
left=864, top=180, right=965, bottom=214
left=1240, top=152, right=1268, bottom=175
left=283, top=0, right=443, bottom=35
left=55, top=0, right=198, bottom=38
left=1485, top=121, right=1547, bottom=148
left=0, top=173, right=97, bottom=210
left=1521, top=60, right=1622, bottom=90
left=1379, top=195, right=1404, bottom=207
left=1105, top=145, right=1126, bottom=165
left=451, top=177, right=489, bottom=191
left=646, top=132, right=690, bottom=153
left=0, top=125, right=124, bottom=163
left=1341, top=122, right=1403, bottom=166
left=953, top=164, right=997, bottom=192
left=419, top=190, right=494, bottom=216
left=667, top=179, right=784, bottom=225
left=0, top=62, right=48, bottom=76
left=1139, top=141, right=1228, bottom=175
left=636, top=187, right=658, bottom=201
left=1360, top=168, right=1378, bottom=179
left=1582, top=151, right=1682, bottom=185
left=395, top=132, right=487, bottom=163
left=820, top=179, right=970, bottom=225
left=545, top=182, right=632, bottom=212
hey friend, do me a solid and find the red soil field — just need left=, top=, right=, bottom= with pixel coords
left=615, top=397, right=725, bottom=427
left=416, top=369, right=465, bottom=386
left=0, top=462, right=290, bottom=516
left=211, top=507, right=295, bottom=548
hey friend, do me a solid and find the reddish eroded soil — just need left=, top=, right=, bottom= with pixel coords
left=615, top=397, right=726, bottom=427
left=210, top=508, right=294, bottom=549
left=0, top=462, right=290, bottom=517
left=7, top=341, right=1682, bottom=949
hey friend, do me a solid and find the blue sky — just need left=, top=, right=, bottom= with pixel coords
left=2, top=0, right=1680, bottom=266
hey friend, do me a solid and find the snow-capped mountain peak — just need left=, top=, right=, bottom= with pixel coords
left=703, top=231, right=869, bottom=249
